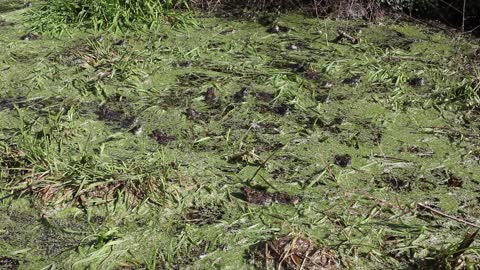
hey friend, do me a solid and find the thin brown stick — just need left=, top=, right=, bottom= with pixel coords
left=417, top=203, right=480, bottom=229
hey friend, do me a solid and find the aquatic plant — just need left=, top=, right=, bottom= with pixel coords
left=28, top=0, right=193, bottom=33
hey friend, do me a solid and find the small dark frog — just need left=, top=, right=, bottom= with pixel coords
left=342, top=75, right=361, bottom=86
left=241, top=186, right=300, bottom=206
left=204, top=87, right=216, bottom=104
left=233, top=87, right=251, bottom=102
left=255, top=91, right=274, bottom=102
left=0, top=19, right=14, bottom=27
left=242, top=187, right=272, bottom=205
left=115, top=39, right=128, bottom=46
left=220, top=28, right=236, bottom=35
left=267, top=24, right=290, bottom=34
left=95, top=35, right=105, bottom=43
left=185, top=108, right=201, bottom=120
left=177, top=60, right=193, bottom=67
left=20, top=32, right=40, bottom=41
left=150, top=130, right=176, bottom=145
left=304, top=70, right=320, bottom=80
left=272, top=103, right=290, bottom=116
left=408, top=77, right=425, bottom=87
left=319, top=81, right=334, bottom=89
left=129, top=125, right=143, bottom=136
left=334, top=154, right=352, bottom=167
left=286, top=44, right=299, bottom=50
left=291, top=62, right=309, bottom=73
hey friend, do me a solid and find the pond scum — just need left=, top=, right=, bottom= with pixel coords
left=1, top=0, right=480, bottom=269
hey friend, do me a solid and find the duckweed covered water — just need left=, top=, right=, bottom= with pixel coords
left=1, top=1, right=480, bottom=269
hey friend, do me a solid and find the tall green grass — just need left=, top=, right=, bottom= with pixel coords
left=28, top=0, right=193, bottom=33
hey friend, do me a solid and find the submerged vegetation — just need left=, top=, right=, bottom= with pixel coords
left=1, top=0, right=480, bottom=269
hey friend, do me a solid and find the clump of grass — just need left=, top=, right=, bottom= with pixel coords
left=28, top=0, right=193, bottom=33
left=28, top=0, right=385, bottom=34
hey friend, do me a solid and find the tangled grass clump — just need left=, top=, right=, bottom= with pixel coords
left=28, top=0, right=386, bottom=33
left=28, top=0, right=193, bottom=33
left=27, top=0, right=480, bottom=34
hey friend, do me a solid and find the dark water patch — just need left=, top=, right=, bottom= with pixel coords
left=1, top=210, right=38, bottom=249
left=0, top=96, right=26, bottom=110
left=36, top=218, right=88, bottom=257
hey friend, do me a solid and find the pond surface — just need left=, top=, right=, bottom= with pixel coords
left=1, top=1, right=480, bottom=269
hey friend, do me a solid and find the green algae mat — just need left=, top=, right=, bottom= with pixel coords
left=1, top=2, right=480, bottom=270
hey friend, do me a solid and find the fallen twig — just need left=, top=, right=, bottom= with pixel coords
left=417, top=203, right=480, bottom=229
